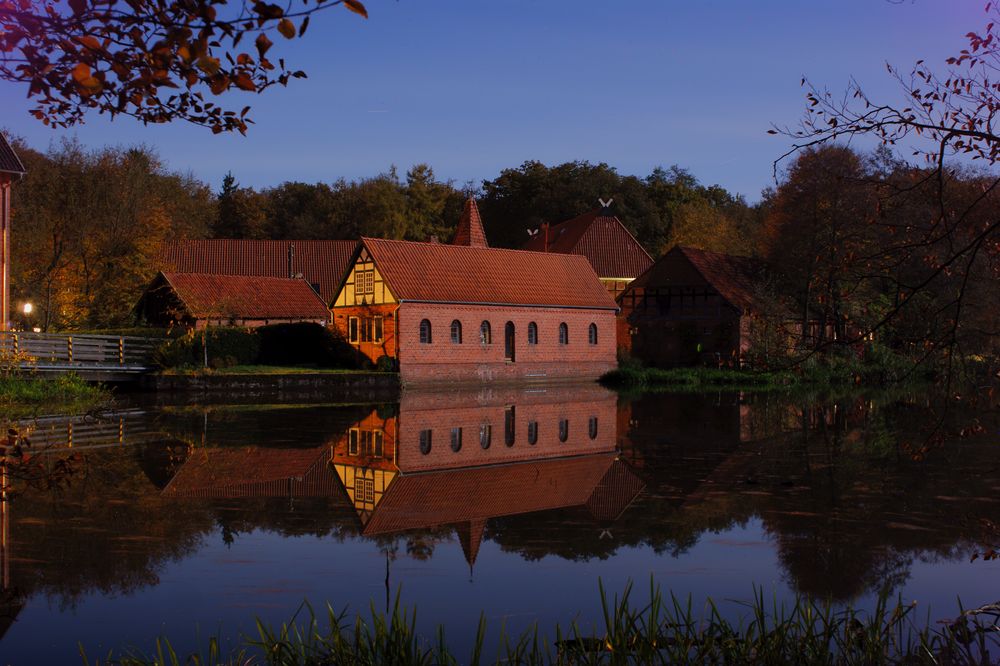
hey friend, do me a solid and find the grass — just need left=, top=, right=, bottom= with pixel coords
left=80, top=582, right=1000, bottom=665
left=160, top=365, right=391, bottom=376
left=601, top=365, right=794, bottom=392
left=0, top=372, right=109, bottom=415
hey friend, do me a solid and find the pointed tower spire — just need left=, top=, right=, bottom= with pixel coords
left=456, top=518, right=487, bottom=574
left=452, top=197, right=489, bottom=248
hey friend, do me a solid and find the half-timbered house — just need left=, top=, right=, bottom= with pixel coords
left=0, top=133, right=26, bottom=330
left=330, top=237, right=618, bottom=384
left=617, top=245, right=764, bottom=366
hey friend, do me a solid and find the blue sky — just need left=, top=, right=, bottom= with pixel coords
left=0, top=1, right=983, bottom=200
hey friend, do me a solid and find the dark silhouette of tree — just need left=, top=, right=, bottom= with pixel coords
left=772, top=4, right=1000, bottom=372
left=0, top=0, right=368, bottom=133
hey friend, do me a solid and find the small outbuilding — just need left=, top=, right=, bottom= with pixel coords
left=617, top=246, right=765, bottom=367
left=135, top=271, right=330, bottom=329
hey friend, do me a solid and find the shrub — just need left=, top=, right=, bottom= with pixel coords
left=257, top=323, right=361, bottom=369
left=154, top=327, right=260, bottom=369
left=375, top=355, right=398, bottom=372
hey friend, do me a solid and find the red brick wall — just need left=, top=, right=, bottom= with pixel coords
left=396, top=303, right=617, bottom=385
left=330, top=303, right=398, bottom=364
left=393, top=385, right=618, bottom=473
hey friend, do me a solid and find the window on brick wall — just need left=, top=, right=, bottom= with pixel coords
left=450, top=427, right=462, bottom=452
left=588, top=416, right=598, bottom=440
left=374, top=316, right=383, bottom=342
left=558, top=418, right=569, bottom=442
left=480, top=424, right=491, bottom=449
left=419, top=429, right=432, bottom=454
left=480, top=321, right=492, bottom=344
left=559, top=322, right=569, bottom=345
left=528, top=322, right=538, bottom=345
left=527, top=420, right=538, bottom=445
left=348, top=428, right=359, bottom=455
left=419, top=319, right=432, bottom=344
left=504, top=406, right=515, bottom=446
left=348, top=317, right=359, bottom=344
left=588, top=323, right=598, bottom=345
left=451, top=319, right=462, bottom=344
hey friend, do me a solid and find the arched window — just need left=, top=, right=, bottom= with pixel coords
left=504, top=406, right=515, bottom=446
left=527, top=322, right=538, bottom=345
left=480, top=321, right=492, bottom=345
left=527, top=421, right=538, bottom=445
left=480, top=424, right=492, bottom=449
left=558, top=418, right=569, bottom=442
left=558, top=322, right=569, bottom=345
left=419, top=429, right=432, bottom=454
left=504, top=322, right=516, bottom=361
left=588, top=416, right=598, bottom=439
left=451, top=320, right=462, bottom=344
left=419, top=319, right=432, bottom=344
left=588, top=323, right=598, bottom=345
left=450, top=427, right=463, bottom=452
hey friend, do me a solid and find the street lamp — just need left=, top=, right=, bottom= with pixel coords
left=21, top=302, right=31, bottom=316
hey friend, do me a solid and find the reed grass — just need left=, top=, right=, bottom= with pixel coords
left=80, top=581, right=1000, bottom=665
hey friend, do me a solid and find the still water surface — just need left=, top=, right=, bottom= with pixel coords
left=0, top=384, right=997, bottom=662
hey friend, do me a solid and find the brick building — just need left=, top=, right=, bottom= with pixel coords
left=522, top=202, right=653, bottom=299
left=161, top=239, right=356, bottom=305
left=617, top=245, right=765, bottom=366
left=136, top=271, right=330, bottom=329
left=330, top=230, right=619, bottom=384
left=330, top=385, right=643, bottom=567
left=0, top=133, right=26, bottom=331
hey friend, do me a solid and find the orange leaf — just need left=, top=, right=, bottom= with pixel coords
left=343, top=0, right=368, bottom=18
left=277, top=18, right=296, bottom=39
left=233, top=72, right=256, bottom=91
left=71, top=62, right=92, bottom=84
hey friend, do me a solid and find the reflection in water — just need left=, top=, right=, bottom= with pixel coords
left=330, top=386, right=643, bottom=569
left=0, top=388, right=995, bottom=659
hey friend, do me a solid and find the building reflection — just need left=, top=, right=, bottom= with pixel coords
left=330, top=385, right=644, bottom=566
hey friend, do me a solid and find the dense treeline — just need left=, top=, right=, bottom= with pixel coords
left=9, top=138, right=758, bottom=330
left=7, top=137, right=997, bottom=369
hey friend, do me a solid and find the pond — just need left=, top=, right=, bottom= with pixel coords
left=0, top=384, right=997, bottom=661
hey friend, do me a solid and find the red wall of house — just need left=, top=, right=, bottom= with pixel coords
left=395, top=303, right=617, bottom=385
left=330, top=303, right=398, bottom=365
left=393, top=385, right=617, bottom=473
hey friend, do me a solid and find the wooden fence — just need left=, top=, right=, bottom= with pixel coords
left=0, top=331, right=160, bottom=373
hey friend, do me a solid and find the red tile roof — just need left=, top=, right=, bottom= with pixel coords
left=522, top=207, right=653, bottom=280
left=451, top=198, right=489, bottom=248
left=362, top=453, right=617, bottom=535
left=162, top=240, right=357, bottom=304
left=632, top=246, right=764, bottom=311
left=159, top=272, right=330, bottom=320
left=361, top=238, right=617, bottom=310
left=0, top=133, right=26, bottom=176
left=585, top=460, right=645, bottom=523
left=163, top=446, right=338, bottom=498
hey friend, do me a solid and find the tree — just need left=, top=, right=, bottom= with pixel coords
left=213, top=173, right=267, bottom=238
left=0, top=0, right=368, bottom=133
left=772, top=4, right=1000, bottom=370
left=11, top=139, right=212, bottom=328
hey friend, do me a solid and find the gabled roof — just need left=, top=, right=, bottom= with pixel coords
left=451, top=198, right=488, bottom=248
left=0, top=133, right=26, bottom=177
left=156, top=272, right=330, bottom=320
left=162, top=240, right=357, bottom=304
left=631, top=246, right=763, bottom=311
left=361, top=453, right=618, bottom=535
left=522, top=206, right=653, bottom=279
left=163, top=446, right=338, bottom=498
left=360, top=237, right=617, bottom=310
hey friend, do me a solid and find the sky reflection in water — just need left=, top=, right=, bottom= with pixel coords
left=0, top=385, right=997, bottom=661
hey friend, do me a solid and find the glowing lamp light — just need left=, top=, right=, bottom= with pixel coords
left=22, top=302, right=32, bottom=315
